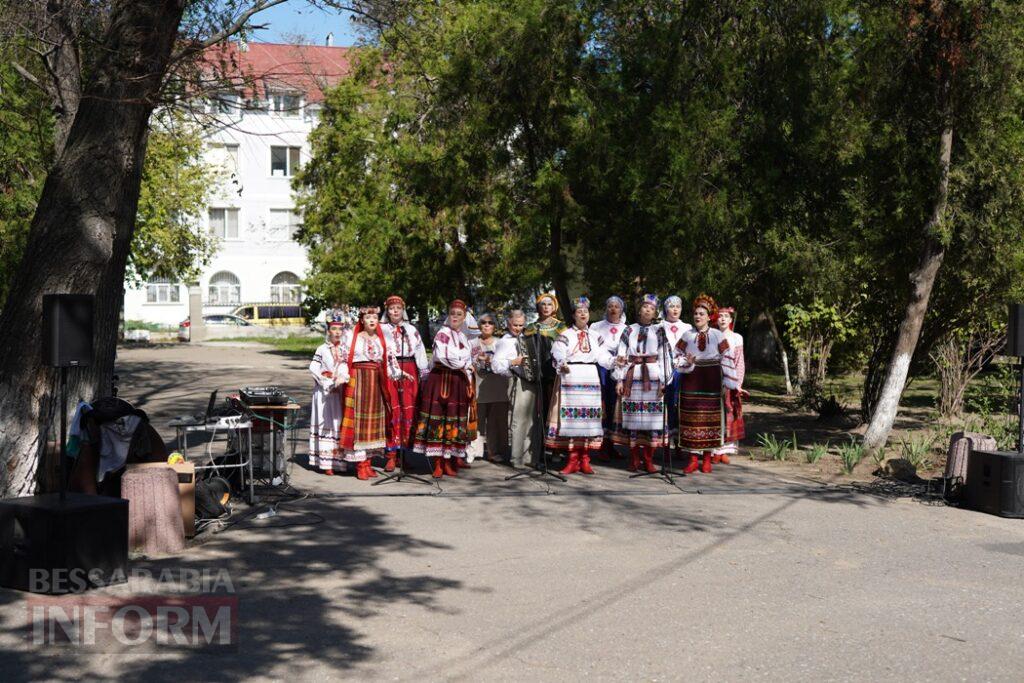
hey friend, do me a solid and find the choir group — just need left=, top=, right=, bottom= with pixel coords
left=308, top=293, right=746, bottom=480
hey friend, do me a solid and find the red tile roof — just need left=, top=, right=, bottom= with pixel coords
left=202, top=41, right=354, bottom=103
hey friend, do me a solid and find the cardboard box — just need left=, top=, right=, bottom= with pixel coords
left=125, top=462, right=196, bottom=537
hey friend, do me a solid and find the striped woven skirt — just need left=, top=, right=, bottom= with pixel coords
left=678, top=362, right=724, bottom=452
left=612, top=362, right=667, bottom=448
left=388, top=357, right=420, bottom=450
left=544, top=363, right=604, bottom=451
left=340, top=362, right=390, bottom=460
left=412, top=367, right=472, bottom=459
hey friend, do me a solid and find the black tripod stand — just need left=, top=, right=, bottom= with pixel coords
left=374, top=338, right=433, bottom=486
left=506, top=329, right=566, bottom=483
left=629, top=333, right=680, bottom=485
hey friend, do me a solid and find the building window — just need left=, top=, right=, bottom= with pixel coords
left=269, top=91, right=303, bottom=116
left=270, top=272, right=302, bottom=304
left=145, top=277, right=180, bottom=304
left=270, top=146, right=301, bottom=177
left=208, top=208, right=240, bottom=239
left=209, top=143, right=240, bottom=174
left=268, top=209, right=303, bottom=241
left=208, top=271, right=241, bottom=305
left=207, top=92, right=241, bottom=116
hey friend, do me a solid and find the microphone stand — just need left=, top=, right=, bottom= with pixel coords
left=506, top=325, right=566, bottom=483
left=630, top=326, right=678, bottom=484
left=374, top=324, right=432, bottom=486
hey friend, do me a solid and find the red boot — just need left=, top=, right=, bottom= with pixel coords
left=384, top=453, right=397, bottom=472
left=458, top=457, right=471, bottom=469
left=700, top=452, right=713, bottom=473
left=683, top=454, right=699, bottom=474
left=642, top=446, right=658, bottom=473
left=627, top=448, right=640, bottom=472
left=356, top=461, right=370, bottom=481
left=443, top=458, right=458, bottom=477
left=367, top=461, right=379, bottom=478
left=719, top=453, right=731, bottom=465
left=323, top=469, right=334, bottom=476
left=560, top=452, right=580, bottom=475
left=432, top=457, right=444, bottom=479
left=579, top=451, right=595, bottom=474
left=711, top=454, right=721, bottom=464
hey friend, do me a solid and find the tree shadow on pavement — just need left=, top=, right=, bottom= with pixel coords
left=0, top=497, right=460, bottom=681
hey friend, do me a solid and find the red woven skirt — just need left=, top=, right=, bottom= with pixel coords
left=678, top=362, right=724, bottom=451
left=388, top=358, right=420, bottom=449
left=340, top=362, right=391, bottom=453
left=412, top=367, right=472, bottom=459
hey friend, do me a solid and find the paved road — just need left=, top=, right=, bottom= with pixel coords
left=2, top=343, right=1022, bottom=681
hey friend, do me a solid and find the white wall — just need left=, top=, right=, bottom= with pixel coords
left=123, top=103, right=316, bottom=327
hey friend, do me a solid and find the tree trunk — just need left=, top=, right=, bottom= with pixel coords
left=864, top=125, right=953, bottom=450
left=764, top=309, right=793, bottom=394
left=0, top=0, right=187, bottom=498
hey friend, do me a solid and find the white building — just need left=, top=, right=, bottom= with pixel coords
left=122, top=41, right=352, bottom=326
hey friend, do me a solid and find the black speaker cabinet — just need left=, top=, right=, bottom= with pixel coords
left=965, top=450, right=1024, bottom=518
left=1007, top=304, right=1024, bottom=357
left=0, top=493, right=128, bottom=594
left=42, top=294, right=94, bottom=368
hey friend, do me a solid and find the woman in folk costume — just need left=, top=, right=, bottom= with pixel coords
left=589, top=295, right=628, bottom=458
left=492, top=309, right=538, bottom=469
left=308, top=312, right=350, bottom=475
left=337, top=305, right=403, bottom=480
left=545, top=297, right=611, bottom=475
left=470, top=313, right=510, bottom=462
left=413, top=299, right=475, bottom=478
left=660, top=296, right=693, bottom=457
left=380, top=295, right=430, bottom=471
left=612, top=294, right=673, bottom=473
left=675, top=294, right=738, bottom=474
left=526, top=293, right=568, bottom=414
left=714, top=306, right=746, bottom=464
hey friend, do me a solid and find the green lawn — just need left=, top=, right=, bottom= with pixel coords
left=217, top=336, right=323, bottom=356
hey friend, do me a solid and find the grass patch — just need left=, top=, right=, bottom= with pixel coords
left=217, top=336, right=322, bottom=356
left=805, top=442, right=828, bottom=464
left=757, top=432, right=792, bottom=461
left=837, top=437, right=866, bottom=474
left=125, top=319, right=174, bottom=332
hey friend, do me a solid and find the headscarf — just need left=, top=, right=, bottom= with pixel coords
left=604, top=295, right=627, bottom=324
left=663, top=295, right=683, bottom=317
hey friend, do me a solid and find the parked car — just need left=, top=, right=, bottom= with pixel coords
left=230, top=303, right=305, bottom=326
left=178, top=314, right=253, bottom=341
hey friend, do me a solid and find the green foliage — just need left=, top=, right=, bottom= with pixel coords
left=128, top=111, right=219, bottom=285
left=757, top=432, right=792, bottom=461
left=0, top=58, right=53, bottom=308
left=806, top=442, right=829, bottom=464
left=0, top=53, right=218, bottom=305
left=898, top=435, right=936, bottom=471
left=837, top=437, right=866, bottom=474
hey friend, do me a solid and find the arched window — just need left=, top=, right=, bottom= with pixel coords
left=270, top=271, right=302, bottom=304
left=208, top=271, right=241, bottom=305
